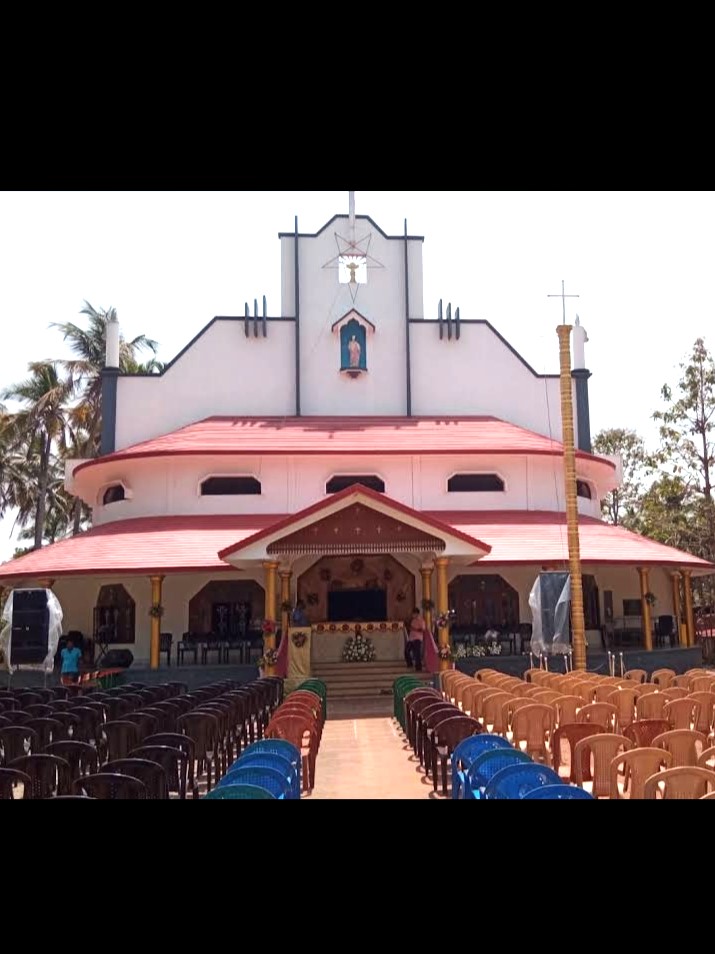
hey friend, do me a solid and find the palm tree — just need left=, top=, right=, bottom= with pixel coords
left=51, top=300, right=159, bottom=456
left=1, top=362, right=73, bottom=550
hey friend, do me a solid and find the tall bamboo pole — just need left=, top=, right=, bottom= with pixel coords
left=557, top=325, right=587, bottom=671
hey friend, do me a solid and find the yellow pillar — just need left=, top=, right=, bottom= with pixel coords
left=420, top=564, right=434, bottom=633
left=671, top=571, right=683, bottom=646
left=683, top=569, right=696, bottom=648
left=149, top=575, right=164, bottom=670
left=557, top=325, right=587, bottom=671
left=280, top=570, right=292, bottom=641
left=435, top=557, right=450, bottom=672
left=263, top=561, right=279, bottom=674
left=638, top=567, right=653, bottom=651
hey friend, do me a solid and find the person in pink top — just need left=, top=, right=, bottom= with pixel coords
left=406, top=607, right=426, bottom=672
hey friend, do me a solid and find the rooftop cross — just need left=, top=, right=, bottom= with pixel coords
left=548, top=280, right=579, bottom=325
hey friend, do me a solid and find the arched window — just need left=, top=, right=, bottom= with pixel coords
left=102, top=484, right=126, bottom=505
left=200, top=476, right=262, bottom=496
left=447, top=474, right=505, bottom=493
left=326, top=475, right=385, bottom=494
left=577, top=480, right=592, bottom=500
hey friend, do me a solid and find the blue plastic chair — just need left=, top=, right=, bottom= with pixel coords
left=466, top=749, right=532, bottom=799
left=238, top=740, right=301, bottom=792
left=203, top=784, right=276, bottom=799
left=220, top=765, right=289, bottom=799
left=484, top=763, right=562, bottom=800
left=451, top=735, right=512, bottom=800
left=223, top=753, right=299, bottom=799
left=523, top=784, right=595, bottom=800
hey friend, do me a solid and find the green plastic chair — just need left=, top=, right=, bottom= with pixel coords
left=298, top=681, right=328, bottom=719
left=203, top=783, right=276, bottom=799
left=394, top=677, right=423, bottom=728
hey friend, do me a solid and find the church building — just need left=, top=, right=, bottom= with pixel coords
left=0, top=194, right=712, bottom=670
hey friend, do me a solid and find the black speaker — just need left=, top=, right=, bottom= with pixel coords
left=100, top=649, right=134, bottom=669
left=11, top=589, right=50, bottom=665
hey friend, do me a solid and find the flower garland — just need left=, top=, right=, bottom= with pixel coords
left=149, top=604, right=164, bottom=619
left=261, top=619, right=277, bottom=636
left=434, top=610, right=456, bottom=629
left=342, top=632, right=377, bottom=663
left=437, top=645, right=454, bottom=661
left=258, top=648, right=279, bottom=669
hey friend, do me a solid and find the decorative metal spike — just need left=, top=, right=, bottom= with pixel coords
left=254, top=298, right=259, bottom=338
left=455, top=306, right=460, bottom=340
left=446, top=302, right=452, bottom=340
left=438, top=299, right=443, bottom=340
left=262, top=295, right=267, bottom=337
left=244, top=302, right=250, bottom=337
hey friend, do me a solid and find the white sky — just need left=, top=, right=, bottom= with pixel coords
left=0, top=190, right=712, bottom=558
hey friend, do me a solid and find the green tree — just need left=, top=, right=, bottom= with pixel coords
left=592, top=428, right=650, bottom=528
left=1, top=362, right=73, bottom=550
left=51, top=300, right=159, bottom=456
left=653, top=337, right=715, bottom=566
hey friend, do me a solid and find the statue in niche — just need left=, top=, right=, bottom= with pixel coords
left=348, top=335, right=361, bottom=368
left=340, top=319, right=367, bottom=376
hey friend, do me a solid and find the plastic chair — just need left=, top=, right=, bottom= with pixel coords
left=203, top=783, right=276, bottom=799
left=218, top=765, right=289, bottom=799
left=623, top=720, right=670, bottom=748
left=523, top=784, right=595, bottom=799
left=73, top=772, right=148, bottom=799
left=573, top=733, right=632, bottom=797
left=9, top=754, right=72, bottom=798
left=551, top=722, right=605, bottom=783
left=239, top=739, right=301, bottom=793
left=609, top=747, right=673, bottom=799
left=643, top=766, right=715, bottom=799
left=45, top=741, right=99, bottom=782
left=226, top=752, right=299, bottom=799
left=653, top=729, right=708, bottom=768
left=430, top=715, right=482, bottom=796
left=0, top=767, right=31, bottom=799
left=484, top=763, right=562, bottom=799
left=104, top=758, right=170, bottom=799
left=451, top=735, right=512, bottom=800
left=466, top=748, right=532, bottom=799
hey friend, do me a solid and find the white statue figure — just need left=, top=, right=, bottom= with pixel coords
left=348, top=335, right=361, bottom=368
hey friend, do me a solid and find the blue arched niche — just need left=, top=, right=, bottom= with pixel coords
left=340, top=318, right=367, bottom=372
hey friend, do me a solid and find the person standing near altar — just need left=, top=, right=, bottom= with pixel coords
left=291, top=600, right=309, bottom=626
left=406, top=607, right=426, bottom=672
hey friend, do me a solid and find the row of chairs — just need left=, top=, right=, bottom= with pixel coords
left=441, top=667, right=715, bottom=798
left=205, top=739, right=302, bottom=799
left=261, top=680, right=327, bottom=795
left=0, top=676, right=284, bottom=798
left=395, top=678, right=594, bottom=799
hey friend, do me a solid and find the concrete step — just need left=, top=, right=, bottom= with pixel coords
left=309, top=662, right=433, bottom=698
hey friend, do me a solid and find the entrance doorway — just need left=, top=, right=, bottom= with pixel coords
left=449, top=575, right=519, bottom=628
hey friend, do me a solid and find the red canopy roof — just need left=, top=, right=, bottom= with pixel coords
left=73, top=416, right=616, bottom=474
left=0, top=509, right=711, bottom=581
left=436, top=510, right=715, bottom=570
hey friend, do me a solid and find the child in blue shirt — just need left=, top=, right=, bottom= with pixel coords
left=60, top=639, right=82, bottom=683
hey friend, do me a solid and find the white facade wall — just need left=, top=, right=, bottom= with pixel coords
left=86, top=452, right=605, bottom=525
left=115, top=320, right=296, bottom=450
left=410, top=321, right=570, bottom=443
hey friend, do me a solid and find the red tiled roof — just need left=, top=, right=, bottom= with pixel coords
left=74, top=416, right=616, bottom=473
left=0, top=509, right=710, bottom=582
left=433, top=511, right=715, bottom=570
left=0, top=516, right=277, bottom=580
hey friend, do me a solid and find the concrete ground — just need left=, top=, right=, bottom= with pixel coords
left=308, top=715, right=438, bottom=799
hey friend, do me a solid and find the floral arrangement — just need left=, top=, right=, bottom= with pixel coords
left=342, top=632, right=377, bottom=663
left=291, top=631, right=308, bottom=648
left=258, top=648, right=279, bottom=669
left=435, top=610, right=456, bottom=629
left=421, top=598, right=435, bottom=612
left=149, top=604, right=164, bottom=619
left=280, top=600, right=293, bottom=613
left=454, top=642, right=501, bottom=658
left=437, top=645, right=454, bottom=661
left=644, top=592, right=657, bottom=606
left=487, top=642, right=502, bottom=656
left=261, top=619, right=276, bottom=636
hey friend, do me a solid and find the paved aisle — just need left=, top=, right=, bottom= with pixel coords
left=309, top=717, right=434, bottom=799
